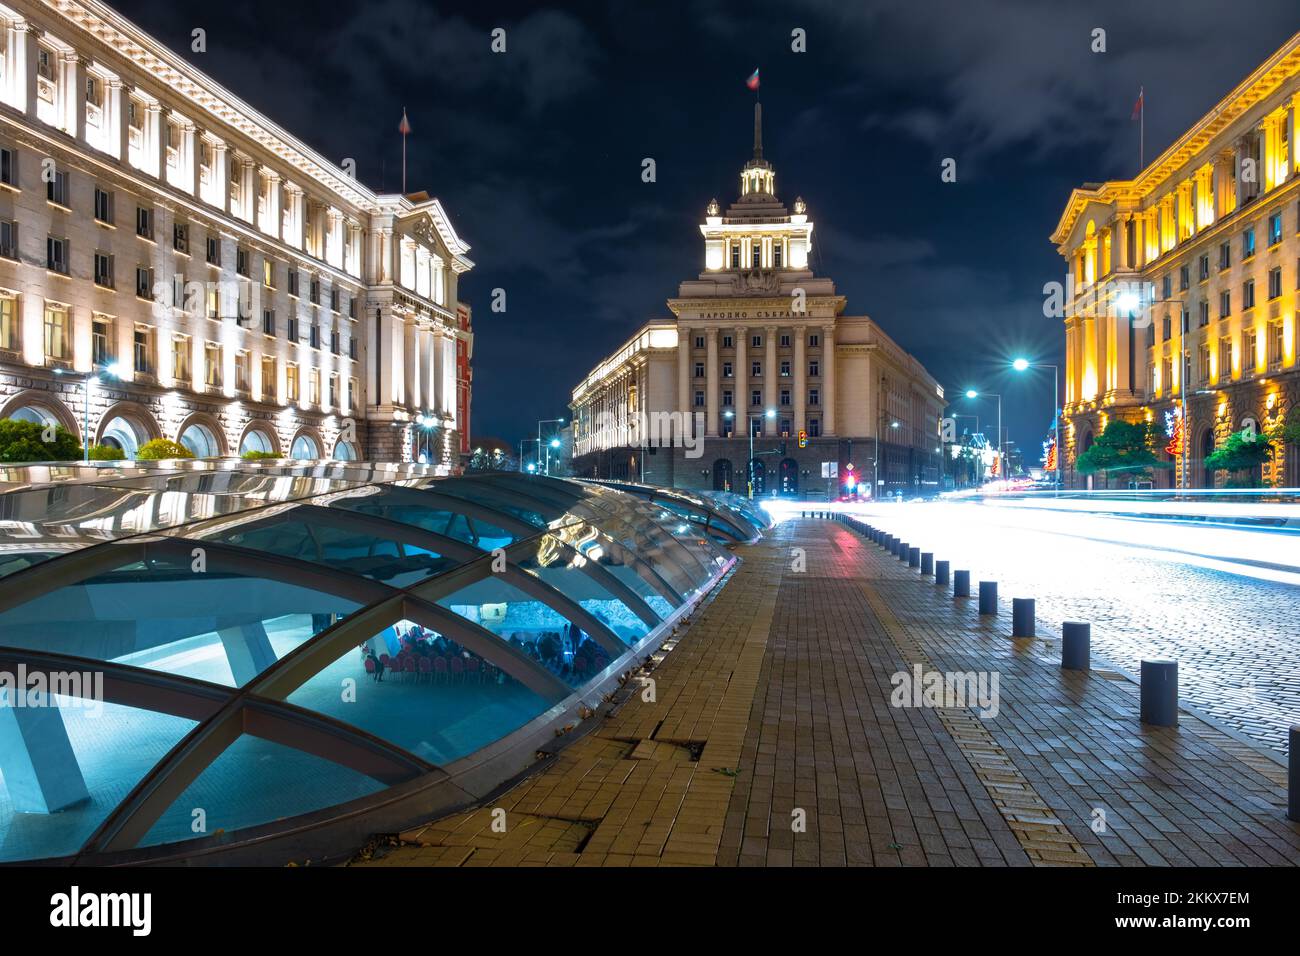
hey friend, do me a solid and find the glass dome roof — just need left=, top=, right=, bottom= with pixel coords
left=0, top=462, right=764, bottom=864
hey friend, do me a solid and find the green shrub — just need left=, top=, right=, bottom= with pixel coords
left=241, top=450, right=282, bottom=461
left=0, top=417, right=81, bottom=462
left=136, top=438, right=195, bottom=460
left=88, top=444, right=126, bottom=461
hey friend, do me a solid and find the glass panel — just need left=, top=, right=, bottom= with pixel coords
left=513, top=530, right=656, bottom=644
left=137, top=734, right=386, bottom=848
left=330, top=490, right=517, bottom=551
left=411, top=477, right=551, bottom=528
left=198, top=515, right=460, bottom=588
left=428, top=578, right=613, bottom=686
left=0, top=697, right=197, bottom=862
left=285, top=620, right=550, bottom=765
left=0, top=555, right=361, bottom=687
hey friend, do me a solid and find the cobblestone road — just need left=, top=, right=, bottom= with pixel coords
left=857, top=502, right=1300, bottom=754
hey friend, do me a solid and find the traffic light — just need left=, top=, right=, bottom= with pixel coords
left=797, top=429, right=808, bottom=449
left=844, top=462, right=856, bottom=491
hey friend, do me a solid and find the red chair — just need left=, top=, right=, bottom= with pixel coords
left=418, top=656, right=432, bottom=682
left=379, top=653, right=391, bottom=669
left=463, top=658, right=481, bottom=683
left=404, top=657, right=419, bottom=680
left=449, top=656, right=464, bottom=683
left=364, top=657, right=376, bottom=676
left=433, top=656, right=448, bottom=682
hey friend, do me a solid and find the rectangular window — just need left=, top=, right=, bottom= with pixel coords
left=349, top=336, right=357, bottom=360
left=0, top=220, right=17, bottom=260
left=47, top=169, right=69, bottom=207
left=93, top=252, right=114, bottom=288
left=1198, top=254, right=1210, bottom=281
left=811, top=360, right=822, bottom=377
left=134, top=326, right=153, bottom=376
left=348, top=377, right=358, bottom=411
left=329, top=288, right=340, bottom=312
left=136, top=206, right=153, bottom=240
left=287, top=314, right=299, bottom=340
left=809, top=418, right=820, bottom=438
left=750, top=389, right=761, bottom=407
left=752, top=244, right=761, bottom=268
left=780, top=333, right=791, bottom=347
left=1269, top=267, right=1282, bottom=300
left=173, top=336, right=190, bottom=383
left=1269, top=212, right=1283, bottom=246
left=694, top=335, right=704, bottom=349
left=330, top=327, right=340, bottom=355
left=1198, top=342, right=1211, bottom=383
left=1198, top=299, right=1209, bottom=327
left=722, top=334, right=733, bottom=348
left=348, top=296, right=357, bottom=320
left=93, top=187, right=113, bottom=224
left=204, top=343, right=222, bottom=388
left=1178, top=265, right=1189, bottom=291
left=263, top=258, right=275, bottom=287
left=1243, top=279, right=1255, bottom=310
left=309, top=323, right=320, bottom=349
left=43, top=304, right=70, bottom=360
left=773, top=245, right=782, bottom=268
left=780, top=388, right=791, bottom=406
left=286, top=363, right=299, bottom=401
left=780, top=419, right=790, bottom=437
left=91, top=316, right=111, bottom=366
left=173, top=222, right=189, bottom=254
left=780, top=360, right=790, bottom=376
left=261, top=356, right=277, bottom=400
left=328, top=374, right=338, bottom=407
left=309, top=277, right=320, bottom=305
left=1268, top=321, right=1284, bottom=366
left=1161, top=316, right=1171, bottom=341
left=1219, top=337, right=1233, bottom=380
left=722, top=389, right=733, bottom=407
left=262, top=309, right=276, bottom=336
left=235, top=350, right=250, bottom=391
left=0, top=147, right=16, bottom=187
left=0, top=295, right=18, bottom=352
left=722, top=361, right=732, bottom=378
left=1219, top=289, right=1231, bottom=318
left=751, top=334, right=762, bottom=348
left=1243, top=328, right=1258, bottom=371
left=1161, top=275, right=1171, bottom=300
left=206, top=286, right=219, bottom=320
left=1242, top=228, right=1255, bottom=259
left=46, top=236, right=69, bottom=274
left=809, top=333, right=820, bottom=347
left=135, top=266, right=153, bottom=300
left=236, top=248, right=250, bottom=277
left=730, top=244, right=740, bottom=268
left=693, top=390, right=704, bottom=407
left=694, top=362, right=704, bottom=378
left=1219, top=241, right=1231, bottom=271
left=751, top=360, right=761, bottom=377
left=808, top=389, right=820, bottom=406
left=206, top=235, right=220, bottom=266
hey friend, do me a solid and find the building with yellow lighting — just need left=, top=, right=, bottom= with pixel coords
left=0, top=0, right=474, bottom=466
left=569, top=104, right=944, bottom=498
left=1053, top=34, right=1300, bottom=488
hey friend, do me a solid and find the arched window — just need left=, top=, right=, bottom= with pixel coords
left=101, top=416, right=148, bottom=458
left=333, top=440, right=358, bottom=461
left=179, top=423, right=219, bottom=458
left=9, top=405, right=59, bottom=428
left=290, top=434, right=320, bottom=460
left=240, top=429, right=274, bottom=455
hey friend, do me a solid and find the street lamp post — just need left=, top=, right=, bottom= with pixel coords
left=964, top=389, right=1002, bottom=485
left=55, top=363, right=123, bottom=461
left=536, top=417, right=565, bottom=476
left=725, top=407, right=775, bottom=499
left=1012, top=358, right=1060, bottom=493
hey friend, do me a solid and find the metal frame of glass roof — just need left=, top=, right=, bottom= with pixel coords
left=0, top=464, right=765, bottom=865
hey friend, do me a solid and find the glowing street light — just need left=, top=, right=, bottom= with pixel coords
left=1012, top=357, right=1060, bottom=494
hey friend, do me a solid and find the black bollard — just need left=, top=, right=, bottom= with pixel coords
left=898, top=541, right=910, bottom=561
left=935, top=560, right=950, bottom=586
left=978, top=580, right=998, bottom=615
left=1061, top=621, right=1090, bottom=670
left=1290, top=726, right=1300, bottom=823
left=953, top=569, right=970, bottom=597
left=920, top=552, right=933, bottom=575
left=1140, top=660, right=1178, bottom=727
left=907, top=546, right=920, bottom=568
left=1012, top=598, right=1035, bottom=637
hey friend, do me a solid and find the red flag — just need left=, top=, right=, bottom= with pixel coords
left=1131, top=87, right=1143, bottom=121
left=398, top=108, right=411, bottom=135
left=746, top=68, right=760, bottom=91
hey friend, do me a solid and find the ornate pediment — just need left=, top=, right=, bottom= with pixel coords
left=734, top=270, right=781, bottom=295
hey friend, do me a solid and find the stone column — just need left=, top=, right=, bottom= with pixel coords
left=705, top=326, right=719, bottom=437
left=402, top=317, right=417, bottom=409
left=763, top=326, right=777, bottom=435
left=677, top=327, right=690, bottom=416
left=793, top=329, right=807, bottom=434
left=822, top=325, right=836, bottom=435
left=425, top=328, right=438, bottom=416
left=733, top=325, right=747, bottom=435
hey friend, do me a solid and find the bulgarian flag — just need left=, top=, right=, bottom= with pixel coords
left=746, top=68, right=760, bottom=91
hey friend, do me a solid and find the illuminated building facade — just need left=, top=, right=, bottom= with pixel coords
left=570, top=104, right=944, bottom=498
left=0, top=0, right=474, bottom=467
left=1053, top=33, right=1300, bottom=488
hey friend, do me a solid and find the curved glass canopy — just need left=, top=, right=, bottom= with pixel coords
left=0, top=462, right=755, bottom=863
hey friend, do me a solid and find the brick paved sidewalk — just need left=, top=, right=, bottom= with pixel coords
left=348, top=518, right=1300, bottom=867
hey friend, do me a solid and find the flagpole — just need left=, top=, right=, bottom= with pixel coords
left=1139, top=86, right=1144, bottom=171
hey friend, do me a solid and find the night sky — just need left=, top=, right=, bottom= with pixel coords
left=113, top=0, right=1300, bottom=456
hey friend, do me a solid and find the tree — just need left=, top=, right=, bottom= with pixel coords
left=0, top=417, right=81, bottom=462
left=1275, top=404, right=1300, bottom=447
left=1205, top=429, right=1273, bottom=487
left=1074, top=419, right=1163, bottom=487
left=136, top=438, right=195, bottom=460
